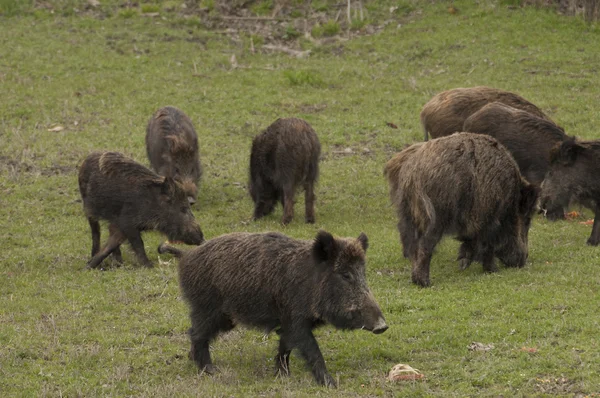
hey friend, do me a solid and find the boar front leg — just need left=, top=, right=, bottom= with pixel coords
left=121, top=227, right=152, bottom=268
left=289, top=326, right=336, bottom=387
left=587, top=209, right=600, bottom=246
left=87, top=225, right=126, bottom=269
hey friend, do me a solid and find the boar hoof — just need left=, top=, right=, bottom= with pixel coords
left=281, top=217, right=292, bottom=225
left=586, top=237, right=599, bottom=246
left=201, top=364, right=217, bottom=375
left=458, top=258, right=471, bottom=270
left=322, top=374, right=337, bottom=388
left=412, top=276, right=431, bottom=288
left=305, top=216, right=315, bottom=224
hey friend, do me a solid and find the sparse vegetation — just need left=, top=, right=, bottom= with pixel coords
left=1, top=1, right=600, bottom=396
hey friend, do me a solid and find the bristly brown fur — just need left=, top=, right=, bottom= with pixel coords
left=385, top=133, right=538, bottom=287
left=249, top=117, right=321, bottom=224
left=173, top=230, right=387, bottom=387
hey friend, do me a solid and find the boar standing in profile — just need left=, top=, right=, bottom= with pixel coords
left=384, top=133, right=539, bottom=287
left=146, top=106, right=202, bottom=205
left=540, top=137, right=600, bottom=245
left=421, top=86, right=553, bottom=141
left=463, top=102, right=567, bottom=219
left=249, top=117, right=321, bottom=225
left=78, top=151, right=204, bottom=269
left=158, top=230, right=388, bottom=387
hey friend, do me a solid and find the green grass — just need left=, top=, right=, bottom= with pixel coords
left=1, top=0, right=600, bottom=396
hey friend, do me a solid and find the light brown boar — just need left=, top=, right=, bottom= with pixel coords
left=421, top=86, right=552, bottom=141
left=146, top=106, right=202, bottom=205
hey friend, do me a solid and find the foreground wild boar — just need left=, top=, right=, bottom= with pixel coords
left=159, top=230, right=387, bottom=387
left=78, top=151, right=204, bottom=269
left=146, top=106, right=202, bottom=205
left=421, top=86, right=552, bottom=141
left=540, top=137, right=600, bottom=245
left=384, top=133, right=539, bottom=287
left=249, top=117, right=321, bottom=224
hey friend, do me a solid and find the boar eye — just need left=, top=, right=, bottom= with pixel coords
left=341, top=272, right=352, bottom=281
left=181, top=206, right=188, bottom=214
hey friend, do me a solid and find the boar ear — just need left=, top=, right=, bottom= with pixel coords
left=551, top=138, right=582, bottom=166
left=357, top=232, right=369, bottom=253
left=160, top=176, right=176, bottom=196
left=313, top=230, right=338, bottom=265
left=519, top=183, right=540, bottom=216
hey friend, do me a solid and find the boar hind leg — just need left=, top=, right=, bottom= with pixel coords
left=304, top=181, right=316, bottom=224
left=291, top=327, right=336, bottom=387
left=587, top=211, right=600, bottom=246
left=87, top=225, right=126, bottom=269
left=88, top=218, right=101, bottom=257
left=189, top=312, right=234, bottom=375
left=281, top=184, right=296, bottom=225
left=411, top=232, right=442, bottom=287
left=108, top=224, right=123, bottom=264
left=275, top=336, right=292, bottom=377
left=457, top=240, right=475, bottom=270
left=121, top=227, right=152, bottom=268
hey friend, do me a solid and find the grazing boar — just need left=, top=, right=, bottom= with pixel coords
left=540, top=137, right=600, bottom=245
left=463, top=102, right=567, bottom=186
left=146, top=106, right=202, bottom=205
left=384, top=133, right=539, bottom=287
left=78, top=151, right=204, bottom=269
left=159, top=230, right=388, bottom=387
left=249, top=117, right=321, bottom=225
left=421, top=86, right=552, bottom=141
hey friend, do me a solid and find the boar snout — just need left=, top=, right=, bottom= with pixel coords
left=371, top=317, right=388, bottom=334
left=187, top=196, right=196, bottom=205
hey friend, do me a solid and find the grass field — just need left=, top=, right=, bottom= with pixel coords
left=1, top=0, right=600, bottom=396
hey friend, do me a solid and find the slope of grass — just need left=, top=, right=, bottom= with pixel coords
left=1, top=1, right=599, bottom=396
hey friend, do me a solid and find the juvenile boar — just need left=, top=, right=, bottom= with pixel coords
left=421, top=86, right=552, bottom=141
left=146, top=106, right=202, bottom=205
left=159, top=230, right=387, bottom=387
left=384, top=133, right=539, bottom=287
left=78, top=151, right=204, bottom=269
left=249, top=117, right=321, bottom=225
left=540, top=137, right=600, bottom=245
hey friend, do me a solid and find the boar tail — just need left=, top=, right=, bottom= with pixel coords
left=158, top=241, right=184, bottom=258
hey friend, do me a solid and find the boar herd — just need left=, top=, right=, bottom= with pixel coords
left=76, top=86, right=600, bottom=387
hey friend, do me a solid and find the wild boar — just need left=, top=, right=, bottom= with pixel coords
left=158, top=230, right=387, bottom=387
left=78, top=151, right=204, bottom=269
left=421, top=86, right=552, bottom=141
left=249, top=117, right=321, bottom=225
left=540, top=137, right=600, bottom=245
left=463, top=102, right=567, bottom=186
left=384, top=133, right=539, bottom=287
left=146, top=106, right=202, bottom=205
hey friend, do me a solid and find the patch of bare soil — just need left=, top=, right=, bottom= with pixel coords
left=0, top=155, right=77, bottom=177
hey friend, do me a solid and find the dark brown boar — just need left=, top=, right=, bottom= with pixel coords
left=249, top=117, right=321, bottom=225
left=146, top=106, right=202, bottom=205
left=463, top=102, right=567, bottom=186
left=159, top=230, right=387, bottom=387
left=78, top=151, right=204, bottom=269
left=384, top=133, right=539, bottom=287
left=421, top=86, right=552, bottom=141
left=540, top=137, right=600, bottom=245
